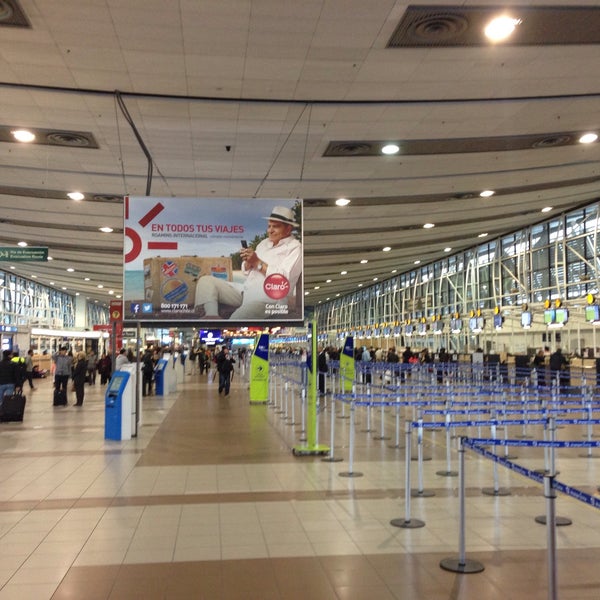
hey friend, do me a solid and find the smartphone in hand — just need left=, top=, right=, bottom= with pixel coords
left=241, top=240, right=248, bottom=248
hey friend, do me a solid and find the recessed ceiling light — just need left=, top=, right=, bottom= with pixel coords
left=373, top=277, right=378, bottom=281
left=391, top=269, right=397, bottom=273
left=116, top=295, right=122, bottom=299
left=84, top=277, right=90, bottom=281
left=381, top=143, right=400, bottom=155
left=484, top=16, right=521, bottom=42
left=414, top=260, right=421, bottom=265
left=314, top=286, right=320, bottom=290
left=335, top=197, right=351, bottom=206
left=423, top=223, right=435, bottom=229
left=358, top=283, right=363, bottom=287
left=382, top=246, right=391, bottom=252
left=541, top=206, right=553, bottom=213
left=336, top=293, right=340, bottom=297
left=68, top=192, right=84, bottom=201
left=97, top=284, right=104, bottom=288
left=31, top=275, right=37, bottom=278
left=66, top=268, right=74, bottom=272
left=480, top=190, right=495, bottom=198
left=75, top=292, right=80, bottom=296
left=341, top=270, right=347, bottom=275
left=99, top=226, right=114, bottom=233
left=444, top=247, right=452, bottom=252
left=579, top=133, right=598, bottom=144
left=478, top=232, right=489, bottom=238
left=49, top=281, right=55, bottom=285
left=17, top=241, right=27, bottom=247
left=11, top=129, right=35, bottom=142
left=61, top=287, right=67, bottom=290
left=10, top=266, right=15, bottom=270
left=326, top=279, right=332, bottom=283
left=326, top=297, right=330, bottom=301
left=108, top=290, right=114, bottom=295
left=304, top=291, right=310, bottom=296
left=47, top=256, right=53, bottom=261
left=360, top=259, right=368, bottom=264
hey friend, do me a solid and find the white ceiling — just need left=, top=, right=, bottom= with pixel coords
left=0, top=0, right=599, bottom=310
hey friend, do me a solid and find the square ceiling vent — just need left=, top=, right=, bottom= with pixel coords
left=388, top=5, right=600, bottom=47
left=0, top=0, right=30, bottom=28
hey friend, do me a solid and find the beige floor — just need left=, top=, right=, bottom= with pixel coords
left=0, top=370, right=599, bottom=599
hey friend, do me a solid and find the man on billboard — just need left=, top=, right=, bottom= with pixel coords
left=194, top=206, right=302, bottom=320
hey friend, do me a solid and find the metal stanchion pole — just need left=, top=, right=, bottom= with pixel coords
left=373, top=398, right=390, bottom=440
left=283, top=381, right=289, bottom=421
left=389, top=394, right=404, bottom=449
left=287, top=385, right=297, bottom=426
left=391, top=421, right=425, bottom=528
left=440, top=438, right=485, bottom=573
left=411, top=411, right=431, bottom=462
left=298, top=388, right=307, bottom=442
left=544, top=475, right=558, bottom=600
left=436, top=407, right=457, bottom=477
left=339, top=399, right=363, bottom=478
left=482, top=414, right=510, bottom=496
left=322, top=395, right=343, bottom=463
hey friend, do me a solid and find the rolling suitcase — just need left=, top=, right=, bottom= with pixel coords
left=53, top=388, right=67, bottom=406
left=0, top=393, right=26, bottom=422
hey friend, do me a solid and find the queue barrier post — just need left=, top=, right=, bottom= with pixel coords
left=339, top=398, right=363, bottom=478
left=439, top=437, right=485, bottom=574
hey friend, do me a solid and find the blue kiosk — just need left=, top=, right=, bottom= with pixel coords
left=104, top=370, right=134, bottom=441
left=154, top=358, right=169, bottom=396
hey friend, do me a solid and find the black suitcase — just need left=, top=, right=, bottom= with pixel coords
left=53, top=388, right=67, bottom=406
left=0, top=393, right=26, bottom=422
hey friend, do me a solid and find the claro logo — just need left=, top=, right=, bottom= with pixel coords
left=263, top=273, right=290, bottom=300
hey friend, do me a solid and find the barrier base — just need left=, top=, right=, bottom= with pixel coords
left=411, top=489, right=435, bottom=498
left=339, top=471, right=363, bottom=478
left=373, top=435, right=391, bottom=440
left=436, top=470, right=458, bottom=477
left=578, top=453, right=600, bottom=458
left=534, top=515, right=572, bottom=526
left=292, top=444, right=329, bottom=456
left=439, top=557, right=485, bottom=574
left=321, top=456, right=343, bottom=463
left=482, top=487, right=511, bottom=496
left=411, top=456, right=432, bottom=461
left=388, top=444, right=405, bottom=449
left=390, top=518, right=425, bottom=529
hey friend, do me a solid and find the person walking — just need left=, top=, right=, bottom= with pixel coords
left=53, top=346, right=72, bottom=404
left=86, top=350, right=98, bottom=385
left=24, top=349, right=37, bottom=391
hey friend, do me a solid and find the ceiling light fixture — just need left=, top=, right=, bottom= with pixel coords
left=382, top=246, right=391, bottom=252
left=373, top=277, right=378, bottom=281
left=414, top=260, right=421, bottom=265
left=84, top=277, right=90, bottom=281
left=478, top=232, right=489, bottom=238
left=480, top=190, right=495, bottom=197
left=423, top=223, right=435, bottom=229
left=66, top=268, right=74, bottom=272
left=579, top=133, right=598, bottom=144
left=444, top=247, right=452, bottom=252
left=335, top=197, right=351, bottom=206
left=67, top=192, right=84, bottom=201
left=326, top=279, right=332, bottom=283
left=360, top=259, right=368, bottom=264
left=17, top=241, right=27, bottom=247
left=341, top=270, right=347, bottom=275
left=99, top=226, right=113, bottom=233
left=11, top=129, right=35, bottom=142
left=381, top=143, right=400, bottom=155
left=541, top=206, right=553, bottom=213
left=484, top=16, right=521, bottom=42
left=47, top=256, right=53, bottom=261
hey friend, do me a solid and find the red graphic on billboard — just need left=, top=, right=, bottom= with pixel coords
left=264, top=273, right=290, bottom=299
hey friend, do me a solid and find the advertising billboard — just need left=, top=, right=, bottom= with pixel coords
left=123, top=197, right=303, bottom=324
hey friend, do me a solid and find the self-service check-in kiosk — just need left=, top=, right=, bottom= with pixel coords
left=105, top=370, right=133, bottom=440
left=154, top=358, right=168, bottom=396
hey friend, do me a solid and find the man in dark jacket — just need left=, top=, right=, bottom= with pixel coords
left=0, top=350, right=17, bottom=406
left=216, top=348, right=235, bottom=395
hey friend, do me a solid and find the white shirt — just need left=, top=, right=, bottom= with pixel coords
left=241, top=235, right=302, bottom=304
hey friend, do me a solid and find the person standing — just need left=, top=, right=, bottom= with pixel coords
left=72, top=352, right=87, bottom=406
left=97, top=352, right=112, bottom=385
left=318, top=346, right=328, bottom=395
left=86, top=350, right=98, bottom=385
left=142, top=349, right=154, bottom=397
left=53, top=346, right=72, bottom=400
left=216, top=347, right=235, bottom=395
left=115, top=348, right=129, bottom=370
left=532, top=349, right=546, bottom=387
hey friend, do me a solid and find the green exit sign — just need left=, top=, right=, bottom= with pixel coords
left=0, top=247, right=49, bottom=261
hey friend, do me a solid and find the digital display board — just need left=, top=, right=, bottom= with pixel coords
left=521, top=311, right=532, bottom=327
left=586, top=305, right=600, bottom=322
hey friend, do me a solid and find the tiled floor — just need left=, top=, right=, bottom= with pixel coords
left=1, top=369, right=600, bottom=599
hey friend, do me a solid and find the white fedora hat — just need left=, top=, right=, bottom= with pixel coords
left=263, top=205, right=299, bottom=227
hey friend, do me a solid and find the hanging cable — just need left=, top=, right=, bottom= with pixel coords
left=115, top=90, right=153, bottom=196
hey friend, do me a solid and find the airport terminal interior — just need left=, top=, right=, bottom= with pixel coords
left=2, top=1, right=600, bottom=599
